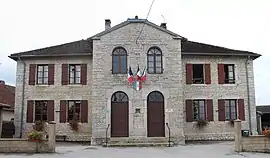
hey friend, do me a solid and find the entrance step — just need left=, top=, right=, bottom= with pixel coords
left=102, top=137, right=175, bottom=147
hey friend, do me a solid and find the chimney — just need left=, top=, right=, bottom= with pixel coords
left=0, top=80, right=5, bottom=88
left=105, top=19, right=111, bottom=30
left=160, top=23, right=167, bottom=29
left=135, top=15, right=138, bottom=19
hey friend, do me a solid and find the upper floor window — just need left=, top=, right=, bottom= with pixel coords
left=186, top=64, right=211, bottom=84
left=112, top=47, right=127, bottom=74
left=224, top=64, right=235, bottom=84
left=69, top=64, right=81, bottom=84
left=37, top=65, right=48, bottom=84
left=147, top=47, right=163, bottom=74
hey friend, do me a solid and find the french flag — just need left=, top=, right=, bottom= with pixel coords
left=128, top=66, right=134, bottom=83
left=141, top=67, right=146, bottom=82
left=136, top=65, right=141, bottom=80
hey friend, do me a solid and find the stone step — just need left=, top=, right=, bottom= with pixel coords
left=108, top=137, right=169, bottom=144
left=103, top=142, right=174, bottom=147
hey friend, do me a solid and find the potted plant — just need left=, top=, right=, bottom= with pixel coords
left=195, top=119, right=209, bottom=129
left=263, top=128, right=270, bottom=138
left=28, top=130, right=42, bottom=142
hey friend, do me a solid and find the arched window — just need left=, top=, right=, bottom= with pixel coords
left=112, top=47, right=127, bottom=74
left=147, top=91, right=164, bottom=102
left=147, top=47, right=163, bottom=74
left=111, top=91, right=129, bottom=102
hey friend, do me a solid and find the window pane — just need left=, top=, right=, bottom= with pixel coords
left=148, top=62, right=154, bottom=68
left=156, top=61, right=162, bottom=68
left=148, top=68, right=154, bottom=73
left=38, top=66, right=43, bottom=71
left=37, top=78, right=43, bottom=84
left=37, top=72, right=43, bottom=78
left=228, top=65, right=233, bottom=71
left=113, top=56, right=119, bottom=73
left=70, top=72, right=74, bottom=77
left=75, top=71, right=80, bottom=78
left=44, top=71, right=48, bottom=78
left=148, top=56, right=154, bottom=62
left=75, top=77, right=80, bottom=84
left=193, top=101, right=199, bottom=120
left=44, top=66, right=48, bottom=72
left=229, top=72, right=234, bottom=79
left=69, top=77, right=74, bottom=84
left=155, top=68, right=162, bottom=73
left=43, top=77, right=48, bottom=84
left=69, top=65, right=75, bottom=72
left=120, top=56, right=127, bottom=73
left=156, top=56, right=162, bottom=62
left=199, top=101, right=205, bottom=120
left=75, top=66, right=80, bottom=72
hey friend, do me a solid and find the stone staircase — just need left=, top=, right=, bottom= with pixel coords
left=102, top=137, right=175, bottom=147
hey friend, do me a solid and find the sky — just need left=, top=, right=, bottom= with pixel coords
left=0, top=0, right=269, bottom=105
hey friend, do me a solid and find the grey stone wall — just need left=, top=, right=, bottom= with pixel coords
left=91, top=23, right=184, bottom=145
left=182, top=56, right=257, bottom=140
left=14, top=56, right=92, bottom=141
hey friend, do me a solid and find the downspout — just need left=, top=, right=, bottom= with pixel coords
left=245, top=56, right=252, bottom=135
left=18, top=57, right=26, bottom=138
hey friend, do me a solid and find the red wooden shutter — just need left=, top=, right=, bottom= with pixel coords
left=48, top=64, right=55, bottom=85
left=47, top=100, right=54, bottom=121
left=80, top=64, right=87, bottom=85
left=206, top=99, right=213, bottom=121
left=60, top=100, right=67, bottom=123
left=186, top=64, right=193, bottom=84
left=80, top=100, right=88, bottom=123
left=218, top=99, right=225, bottom=121
left=218, top=64, right=225, bottom=84
left=186, top=99, right=193, bottom=122
left=238, top=99, right=245, bottom=121
left=62, top=64, right=69, bottom=85
left=26, top=100, right=34, bottom=123
left=205, top=64, right=211, bottom=84
left=29, top=64, right=36, bottom=85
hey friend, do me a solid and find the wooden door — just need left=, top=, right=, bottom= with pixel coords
left=147, top=91, right=165, bottom=137
left=111, top=92, right=129, bottom=137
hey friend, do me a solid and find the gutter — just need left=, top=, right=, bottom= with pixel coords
left=18, top=57, right=26, bottom=138
left=245, top=56, right=252, bottom=135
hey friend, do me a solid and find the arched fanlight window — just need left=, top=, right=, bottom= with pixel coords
left=112, top=47, right=127, bottom=74
left=147, top=47, right=163, bottom=74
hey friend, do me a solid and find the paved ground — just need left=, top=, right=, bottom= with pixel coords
left=0, top=142, right=269, bottom=158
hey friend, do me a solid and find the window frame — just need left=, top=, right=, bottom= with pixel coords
left=192, top=64, right=205, bottom=84
left=225, top=99, right=237, bottom=120
left=67, top=100, right=81, bottom=122
left=36, top=65, right=49, bottom=85
left=224, top=64, right=235, bottom=84
left=69, top=64, right=81, bottom=84
left=192, top=100, right=206, bottom=121
left=34, top=100, right=48, bottom=121
left=112, top=47, right=128, bottom=74
left=147, top=47, right=163, bottom=74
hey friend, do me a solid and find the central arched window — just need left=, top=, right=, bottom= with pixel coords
left=147, top=47, right=163, bottom=74
left=112, top=47, right=127, bottom=74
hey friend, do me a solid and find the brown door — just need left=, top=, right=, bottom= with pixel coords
left=111, top=92, right=129, bottom=137
left=147, top=91, right=165, bottom=137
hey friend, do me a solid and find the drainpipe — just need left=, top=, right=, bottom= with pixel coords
left=245, top=56, right=252, bottom=135
left=18, top=56, right=26, bottom=138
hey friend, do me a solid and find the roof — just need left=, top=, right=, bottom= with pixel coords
left=9, top=40, right=92, bottom=61
left=8, top=18, right=261, bottom=61
left=256, top=105, right=270, bottom=114
left=181, top=41, right=261, bottom=59
left=0, top=84, right=15, bottom=109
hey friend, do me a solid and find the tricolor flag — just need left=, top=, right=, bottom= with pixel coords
left=141, top=67, right=146, bottom=82
left=133, top=80, right=142, bottom=91
left=136, top=65, right=141, bottom=80
left=127, top=66, right=134, bottom=83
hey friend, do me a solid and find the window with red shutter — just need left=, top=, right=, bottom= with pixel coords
left=206, top=99, right=213, bottom=121
left=204, top=64, right=211, bottom=84
left=29, top=64, right=36, bottom=85
left=238, top=99, right=245, bottom=121
left=218, top=99, right=225, bottom=121
left=81, top=100, right=88, bottom=123
left=60, top=100, right=67, bottom=123
left=186, top=100, right=193, bottom=122
left=218, top=64, right=225, bottom=84
left=26, top=100, right=34, bottom=123
left=186, top=64, right=193, bottom=84
left=47, top=100, right=55, bottom=121
left=62, top=64, right=68, bottom=85
left=80, top=64, right=87, bottom=85
left=224, top=99, right=237, bottom=120
left=48, top=64, right=55, bottom=85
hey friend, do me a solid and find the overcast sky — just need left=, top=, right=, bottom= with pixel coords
left=0, top=0, right=269, bottom=105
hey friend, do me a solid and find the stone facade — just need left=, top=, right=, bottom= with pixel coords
left=183, top=56, right=257, bottom=140
left=12, top=19, right=258, bottom=145
left=14, top=57, right=92, bottom=141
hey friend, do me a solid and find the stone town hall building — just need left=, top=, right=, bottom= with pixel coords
left=9, top=16, right=260, bottom=145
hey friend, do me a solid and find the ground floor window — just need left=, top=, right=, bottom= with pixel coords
left=193, top=100, right=205, bottom=120
left=35, top=101, right=48, bottom=121
left=68, top=101, right=81, bottom=121
left=225, top=99, right=237, bottom=120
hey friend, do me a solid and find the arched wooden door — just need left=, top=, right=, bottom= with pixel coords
left=111, top=91, right=129, bottom=137
left=147, top=91, right=165, bottom=137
